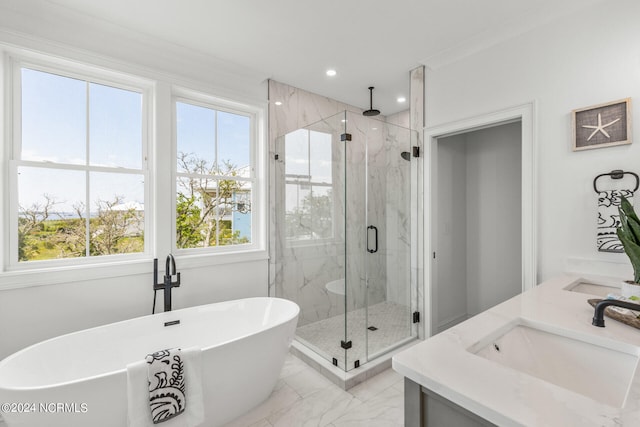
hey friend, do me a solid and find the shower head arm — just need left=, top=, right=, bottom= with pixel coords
left=363, top=86, right=380, bottom=117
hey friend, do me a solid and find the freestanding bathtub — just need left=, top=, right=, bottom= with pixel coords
left=0, top=297, right=299, bottom=427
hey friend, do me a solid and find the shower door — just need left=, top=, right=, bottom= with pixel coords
left=344, top=112, right=416, bottom=370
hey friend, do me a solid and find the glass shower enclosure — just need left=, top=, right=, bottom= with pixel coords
left=273, top=110, right=417, bottom=371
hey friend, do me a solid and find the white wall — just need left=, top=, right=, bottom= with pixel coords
left=0, top=261, right=267, bottom=358
left=435, top=123, right=521, bottom=331
left=465, top=123, right=522, bottom=315
left=435, top=134, right=468, bottom=329
left=425, top=0, right=640, bottom=282
left=0, top=3, right=269, bottom=359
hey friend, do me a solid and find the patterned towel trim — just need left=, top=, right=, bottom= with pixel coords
left=597, top=189, right=634, bottom=253
left=146, top=348, right=186, bottom=424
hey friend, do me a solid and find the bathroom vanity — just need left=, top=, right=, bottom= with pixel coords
left=393, top=274, right=640, bottom=426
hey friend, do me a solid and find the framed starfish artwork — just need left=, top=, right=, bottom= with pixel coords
left=572, top=98, right=632, bottom=151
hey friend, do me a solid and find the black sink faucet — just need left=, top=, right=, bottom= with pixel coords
left=153, top=254, right=181, bottom=313
left=592, top=299, right=640, bottom=327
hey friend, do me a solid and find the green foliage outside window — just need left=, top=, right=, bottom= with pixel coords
left=18, top=153, right=251, bottom=261
left=175, top=152, right=250, bottom=249
left=18, top=195, right=143, bottom=261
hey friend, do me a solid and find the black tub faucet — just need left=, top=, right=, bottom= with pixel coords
left=153, top=254, right=181, bottom=312
left=166, top=253, right=177, bottom=277
left=592, top=299, right=640, bottom=327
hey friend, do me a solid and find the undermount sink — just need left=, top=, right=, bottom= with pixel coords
left=564, top=281, right=620, bottom=297
left=468, top=319, right=640, bottom=408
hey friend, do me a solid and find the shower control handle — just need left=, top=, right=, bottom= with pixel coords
left=367, top=225, right=378, bottom=253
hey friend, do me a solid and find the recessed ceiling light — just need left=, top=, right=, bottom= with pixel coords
left=326, top=69, right=337, bottom=77
left=397, top=96, right=406, bottom=103
left=274, top=101, right=282, bottom=106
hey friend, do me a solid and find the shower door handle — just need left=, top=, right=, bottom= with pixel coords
left=367, top=225, right=378, bottom=253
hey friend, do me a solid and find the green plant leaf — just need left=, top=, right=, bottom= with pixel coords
left=617, top=228, right=640, bottom=283
left=621, top=195, right=640, bottom=224
left=617, top=195, right=640, bottom=283
left=628, top=216, right=640, bottom=244
left=618, top=196, right=640, bottom=243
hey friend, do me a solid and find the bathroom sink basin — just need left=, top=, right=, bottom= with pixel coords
left=468, top=319, right=639, bottom=407
left=564, top=281, right=619, bottom=297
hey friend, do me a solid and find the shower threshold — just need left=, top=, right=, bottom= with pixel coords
left=291, top=336, right=418, bottom=390
left=290, top=301, right=420, bottom=388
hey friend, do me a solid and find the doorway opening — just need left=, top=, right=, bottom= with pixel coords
left=424, top=104, right=537, bottom=336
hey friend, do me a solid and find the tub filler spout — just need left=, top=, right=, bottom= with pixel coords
left=153, top=254, right=181, bottom=312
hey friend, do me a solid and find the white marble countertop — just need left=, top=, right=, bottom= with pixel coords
left=392, top=274, right=640, bottom=426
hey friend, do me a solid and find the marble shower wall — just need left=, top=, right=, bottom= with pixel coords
left=383, top=122, right=413, bottom=309
left=268, top=79, right=418, bottom=330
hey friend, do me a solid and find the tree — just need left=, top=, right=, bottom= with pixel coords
left=18, top=194, right=57, bottom=261
left=90, top=197, right=143, bottom=255
left=18, top=195, right=143, bottom=261
left=176, top=193, right=203, bottom=248
left=176, top=152, right=250, bottom=248
left=54, top=202, right=87, bottom=258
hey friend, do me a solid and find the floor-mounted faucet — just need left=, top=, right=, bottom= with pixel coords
left=153, top=254, right=181, bottom=313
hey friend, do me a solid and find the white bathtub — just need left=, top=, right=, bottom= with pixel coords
left=0, top=297, right=299, bottom=427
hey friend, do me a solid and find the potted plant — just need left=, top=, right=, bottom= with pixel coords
left=617, top=195, right=640, bottom=297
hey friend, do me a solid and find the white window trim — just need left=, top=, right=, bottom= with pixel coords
left=171, top=87, right=266, bottom=256
left=0, top=48, right=268, bottom=291
left=3, top=51, right=154, bottom=272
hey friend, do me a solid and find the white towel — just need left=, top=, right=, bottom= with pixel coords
left=127, top=347, right=204, bottom=427
left=597, top=189, right=634, bottom=252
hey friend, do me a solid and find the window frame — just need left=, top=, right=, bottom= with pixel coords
left=172, top=88, right=264, bottom=256
left=6, top=55, right=153, bottom=270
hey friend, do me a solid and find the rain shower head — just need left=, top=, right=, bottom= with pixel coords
left=363, top=86, right=380, bottom=117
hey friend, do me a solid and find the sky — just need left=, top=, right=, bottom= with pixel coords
left=19, top=68, right=250, bottom=215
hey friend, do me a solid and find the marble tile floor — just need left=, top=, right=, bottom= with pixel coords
left=224, top=353, right=404, bottom=427
left=0, top=356, right=403, bottom=427
left=296, top=301, right=412, bottom=370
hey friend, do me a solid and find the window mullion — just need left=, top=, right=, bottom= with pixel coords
left=215, top=179, right=220, bottom=247
left=85, top=81, right=91, bottom=258
left=214, top=110, right=219, bottom=173
left=214, top=111, right=219, bottom=248
left=85, top=170, right=90, bottom=257
left=12, top=63, right=22, bottom=162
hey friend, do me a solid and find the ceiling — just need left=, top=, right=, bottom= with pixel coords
left=43, top=0, right=604, bottom=115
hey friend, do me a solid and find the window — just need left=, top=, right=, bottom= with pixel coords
left=12, top=65, right=147, bottom=264
left=4, top=51, right=265, bottom=279
left=284, top=129, right=334, bottom=241
left=175, top=99, right=255, bottom=250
